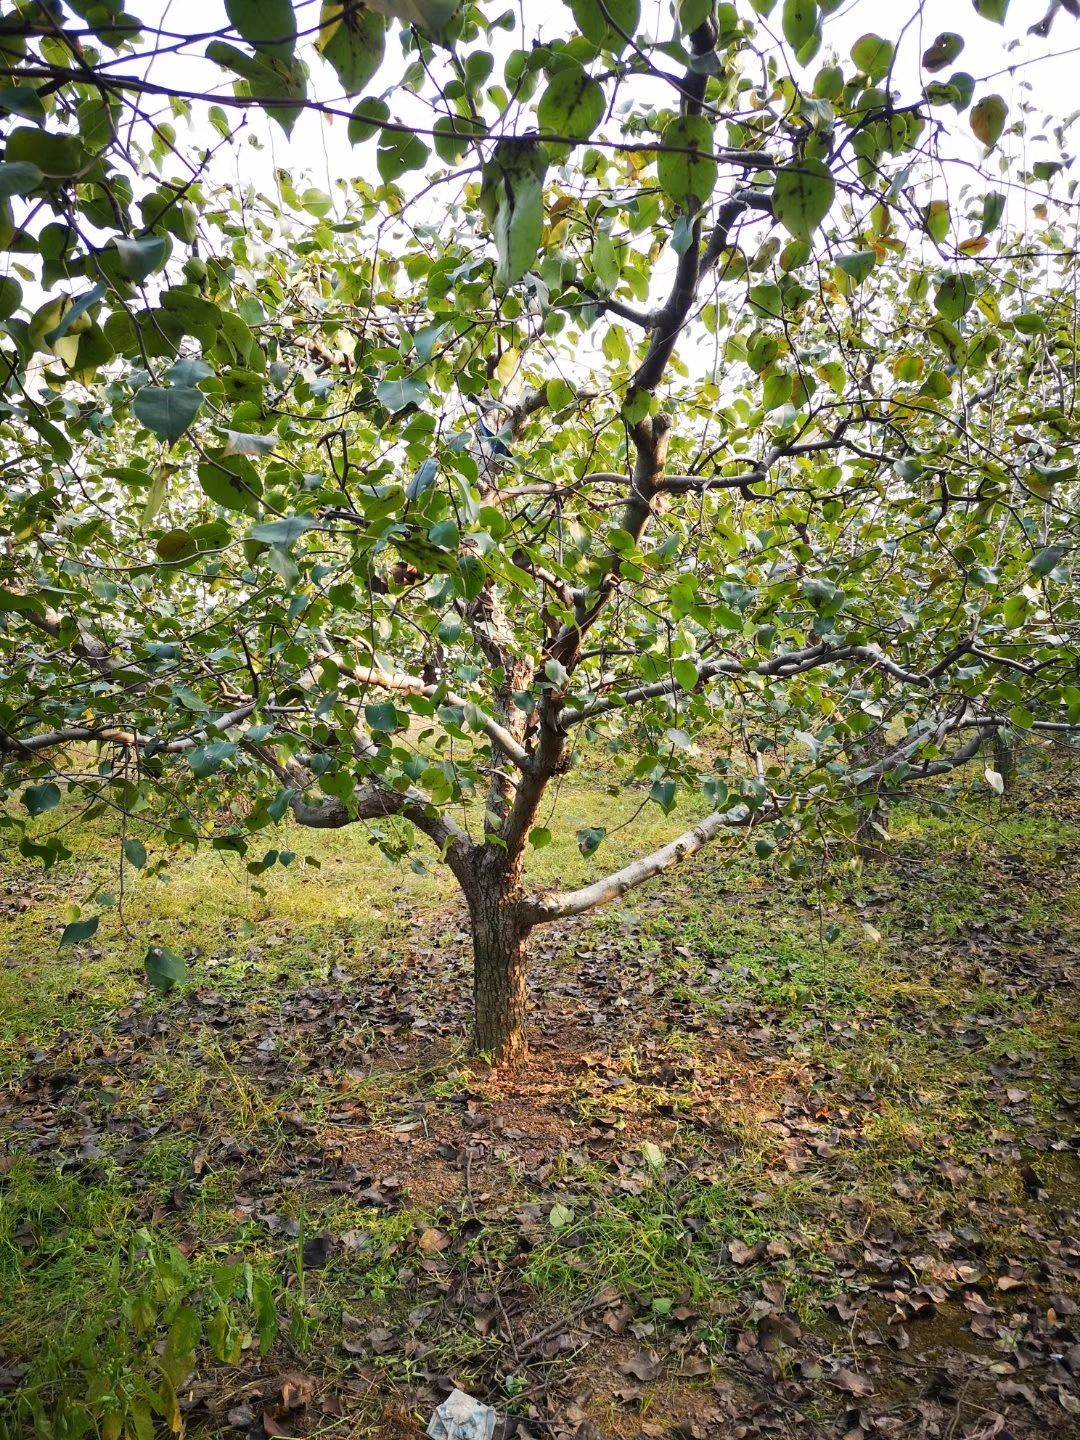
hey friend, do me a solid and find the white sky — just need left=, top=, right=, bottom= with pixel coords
left=136, top=0, right=1078, bottom=214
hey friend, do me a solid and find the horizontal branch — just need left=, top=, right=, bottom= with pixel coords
left=519, top=804, right=759, bottom=925
left=0, top=703, right=257, bottom=757
left=562, top=641, right=969, bottom=728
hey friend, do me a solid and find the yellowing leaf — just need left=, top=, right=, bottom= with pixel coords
left=970, top=94, right=1007, bottom=149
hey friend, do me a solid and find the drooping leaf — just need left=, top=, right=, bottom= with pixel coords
left=772, top=158, right=835, bottom=242
left=537, top=62, right=605, bottom=144
left=479, top=140, right=548, bottom=286
left=377, top=375, right=428, bottom=411
left=850, top=34, right=894, bottom=78
left=205, top=40, right=308, bottom=134
left=656, top=114, right=717, bottom=211
left=782, top=0, right=819, bottom=57
left=225, top=0, right=296, bottom=58
left=1029, top=544, right=1067, bottom=577
left=970, top=94, right=1007, bottom=148
left=115, top=234, right=168, bottom=282
left=973, top=0, right=1009, bottom=22
left=0, top=160, right=43, bottom=197
left=198, top=454, right=263, bottom=515
left=318, top=1, right=386, bottom=96
left=248, top=515, right=318, bottom=544
left=3, top=127, right=87, bottom=177
left=367, top=0, right=460, bottom=37
left=60, top=915, right=99, bottom=948
left=934, top=273, right=976, bottom=322
left=568, top=0, right=640, bottom=54
left=23, top=782, right=62, bottom=816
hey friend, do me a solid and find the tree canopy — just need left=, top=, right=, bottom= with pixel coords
left=1, top=0, right=1078, bottom=1059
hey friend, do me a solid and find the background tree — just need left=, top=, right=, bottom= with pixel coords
left=1, top=0, right=1078, bottom=1061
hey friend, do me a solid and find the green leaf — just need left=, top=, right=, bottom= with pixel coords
left=226, top=0, right=296, bottom=58
left=970, top=94, right=1007, bottom=148
left=782, top=0, right=819, bottom=55
left=924, top=199, right=950, bottom=243
left=371, top=0, right=459, bottom=37
left=980, top=191, right=1005, bottom=234
left=189, top=741, right=237, bottom=776
left=198, top=455, right=262, bottom=515
left=850, top=34, right=894, bottom=77
left=749, top=283, right=782, bottom=318
left=772, top=158, right=835, bottom=242
left=376, top=128, right=430, bottom=181
left=377, top=376, right=428, bottom=411
left=205, top=41, right=308, bottom=135
left=836, top=250, right=875, bottom=283
left=133, top=386, right=205, bottom=443
left=673, top=658, right=699, bottom=691
left=115, top=234, right=168, bottom=282
left=537, top=62, right=605, bottom=144
left=479, top=140, right=548, bottom=286
left=592, top=231, right=620, bottom=290
left=60, top=915, right=99, bottom=948
left=548, top=1201, right=574, bottom=1229
left=23, top=782, right=62, bottom=816
left=365, top=701, right=400, bottom=732
left=349, top=97, right=391, bottom=143
left=248, top=515, right=317, bottom=544
left=1029, top=544, right=1067, bottom=577
left=656, top=114, right=717, bottom=211
left=156, top=529, right=198, bottom=563
left=763, top=371, right=791, bottom=409
left=922, top=32, right=964, bottom=72
left=569, top=0, right=640, bottom=54
left=973, top=0, right=1009, bottom=22
left=0, top=160, right=42, bottom=197
left=431, top=111, right=484, bottom=161
left=145, top=946, right=188, bottom=992
left=3, top=127, right=87, bottom=177
left=934, top=273, right=975, bottom=322
left=318, top=1, right=385, bottom=96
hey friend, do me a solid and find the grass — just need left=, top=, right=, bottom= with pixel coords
left=1, top=749, right=1078, bottom=1436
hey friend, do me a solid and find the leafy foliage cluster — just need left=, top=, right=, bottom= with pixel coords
left=0, top=0, right=1077, bottom=1048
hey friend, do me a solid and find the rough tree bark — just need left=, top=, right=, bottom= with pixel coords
left=468, top=874, right=531, bottom=1064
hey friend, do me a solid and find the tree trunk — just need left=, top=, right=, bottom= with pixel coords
left=993, top=730, right=1017, bottom=796
left=468, top=880, right=530, bottom=1065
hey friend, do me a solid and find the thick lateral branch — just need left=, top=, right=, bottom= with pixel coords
left=562, top=643, right=969, bottom=728
left=245, top=742, right=474, bottom=881
left=519, top=710, right=1042, bottom=927
left=0, top=703, right=257, bottom=756
left=519, top=806, right=755, bottom=925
